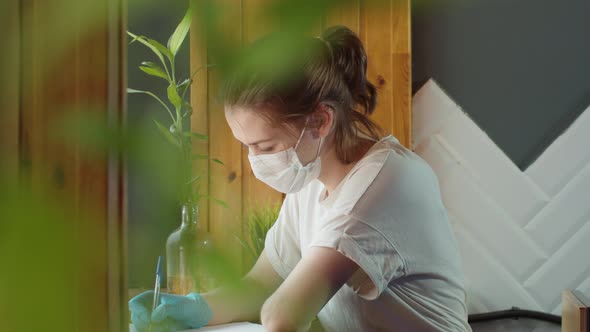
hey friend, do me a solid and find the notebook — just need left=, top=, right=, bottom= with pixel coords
left=130, top=322, right=265, bottom=332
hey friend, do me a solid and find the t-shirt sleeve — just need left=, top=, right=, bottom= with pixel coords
left=264, top=194, right=301, bottom=280
left=308, top=212, right=406, bottom=300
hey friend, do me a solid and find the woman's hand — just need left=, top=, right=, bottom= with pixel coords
left=129, top=291, right=212, bottom=332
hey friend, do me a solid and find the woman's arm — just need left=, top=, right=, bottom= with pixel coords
left=260, top=247, right=359, bottom=332
left=201, top=248, right=284, bottom=326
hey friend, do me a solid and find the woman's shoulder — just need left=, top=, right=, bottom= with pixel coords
left=334, top=135, right=440, bottom=213
left=347, top=135, right=427, bottom=185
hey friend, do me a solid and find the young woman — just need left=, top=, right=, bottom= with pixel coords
left=130, top=26, right=472, bottom=332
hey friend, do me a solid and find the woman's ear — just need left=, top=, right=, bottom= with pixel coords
left=311, top=102, right=334, bottom=138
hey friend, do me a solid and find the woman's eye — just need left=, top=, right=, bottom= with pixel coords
left=259, top=146, right=275, bottom=153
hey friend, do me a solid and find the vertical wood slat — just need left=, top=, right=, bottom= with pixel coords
left=361, top=0, right=395, bottom=139
left=390, top=0, right=411, bottom=148
left=324, top=0, right=361, bottom=34
left=20, top=0, right=43, bottom=192
left=190, top=0, right=211, bottom=230
left=67, top=3, right=109, bottom=331
left=240, top=0, right=285, bottom=270
left=207, top=0, right=245, bottom=271
left=0, top=0, right=20, bottom=177
left=106, top=0, right=128, bottom=330
left=241, top=0, right=284, bottom=223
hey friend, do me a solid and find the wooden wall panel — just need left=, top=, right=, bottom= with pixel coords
left=360, top=0, right=411, bottom=146
left=190, top=0, right=410, bottom=272
left=10, top=0, right=127, bottom=331
left=207, top=0, right=247, bottom=271
left=241, top=0, right=284, bottom=221
left=324, top=0, right=361, bottom=33
left=191, top=0, right=211, bottom=231
left=390, top=0, right=412, bottom=147
left=0, top=0, right=20, bottom=178
left=361, top=0, right=395, bottom=140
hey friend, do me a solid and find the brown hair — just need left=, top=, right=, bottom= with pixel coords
left=221, top=25, right=383, bottom=164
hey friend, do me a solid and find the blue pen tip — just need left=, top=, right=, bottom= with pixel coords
left=156, top=256, right=162, bottom=278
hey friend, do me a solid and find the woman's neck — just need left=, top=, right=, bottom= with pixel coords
left=318, top=137, right=374, bottom=195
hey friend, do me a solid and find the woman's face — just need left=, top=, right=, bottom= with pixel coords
left=225, top=104, right=321, bottom=165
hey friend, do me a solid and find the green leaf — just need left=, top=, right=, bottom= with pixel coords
left=127, top=31, right=169, bottom=73
left=205, top=195, right=228, bottom=208
left=186, top=175, right=201, bottom=185
left=127, top=88, right=175, bottom=122
left=233, top=235, right=258, bottom=260
left=167, top=83, right=182, bottom=110
left=139, top=61, right=169, bottom=81
left=146, top=37, right=174, bottom=64
left=168, top=7, right=192, bottom=56
left=177, top=78, right=191, bottom=90
left=177, top=78, right=192, bottom=98
left=184, top=132, right=209, bottom=141
left=182, top=103, right=193, bottom=115
left=191, top=154, right=224, bottom=165
left=153, top=119, right=180, bottom=147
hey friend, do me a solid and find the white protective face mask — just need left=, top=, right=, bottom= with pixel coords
left=248, top=121, right=323, bottom=194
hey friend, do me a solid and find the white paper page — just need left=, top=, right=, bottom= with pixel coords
left=191, top=322, right=265, bottom=331
left=130, top=322, right=264, bottom=332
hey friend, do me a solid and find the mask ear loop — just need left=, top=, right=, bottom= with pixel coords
left=293, top=116, right=309, bottom=151
left=313, top=105, right=333, bottom=160
left=293, top=106, right=331, bottom=163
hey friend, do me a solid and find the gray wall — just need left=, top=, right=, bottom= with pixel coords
left=412, top=0, right=590, bottom=170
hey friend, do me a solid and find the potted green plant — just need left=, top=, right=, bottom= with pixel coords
left=127, top=7, right=222, bottom=294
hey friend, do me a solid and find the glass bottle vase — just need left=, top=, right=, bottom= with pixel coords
left=166, top=204, right=216, bottom=295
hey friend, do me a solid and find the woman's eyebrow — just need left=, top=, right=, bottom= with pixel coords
left=245, top=138, right=273, bottom=146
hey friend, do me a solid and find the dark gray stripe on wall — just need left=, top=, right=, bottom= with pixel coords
left=411, top=0, right=590, bottom=170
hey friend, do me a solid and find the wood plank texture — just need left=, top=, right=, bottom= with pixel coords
left=14, top=0, right=127, bottom=330
left=0, top=0, right=20, bottom=177
left=207, top=0, right=245, bottom=272
left=241, top=0, right=284, bottom=223
left=190, top=0, right=211, bottom=231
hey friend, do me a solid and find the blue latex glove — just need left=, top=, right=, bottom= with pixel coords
left=129, top=291, right=212, bottom=332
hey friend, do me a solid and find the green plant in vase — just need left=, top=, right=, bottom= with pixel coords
left=127, top=7, right=222, bottom=295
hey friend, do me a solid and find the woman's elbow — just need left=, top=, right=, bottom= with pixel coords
left=262, top=317, right=295, bottom=332
left=261, top=304, right=292, bottom=332
left=261, top=300, right=309, bottom=332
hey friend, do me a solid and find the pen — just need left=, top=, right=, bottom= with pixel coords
left=150, top=256, right=162, bottom=332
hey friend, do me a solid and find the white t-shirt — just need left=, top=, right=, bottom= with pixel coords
left=264, top=135, right=472, bottom=332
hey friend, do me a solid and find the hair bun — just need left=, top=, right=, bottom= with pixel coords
left=320, top=26, right=377, bottom=116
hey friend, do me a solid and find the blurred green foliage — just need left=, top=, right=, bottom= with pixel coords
left=0, top=0, right=405, bottom=330
left=0, top=173, right=102, bottom=331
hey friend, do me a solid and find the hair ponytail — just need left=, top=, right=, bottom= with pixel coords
left=320, top=26, right=378, bottom=117
left=319, top=26, right=383, bottom=163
